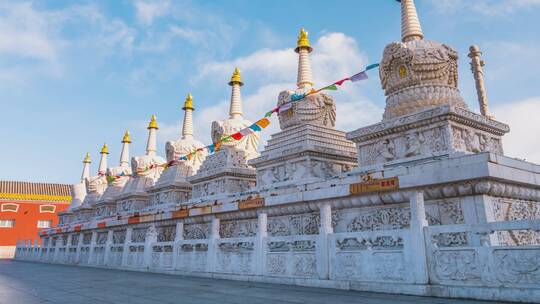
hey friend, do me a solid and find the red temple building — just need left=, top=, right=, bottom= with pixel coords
left=0, top=181, right=71, bottom=258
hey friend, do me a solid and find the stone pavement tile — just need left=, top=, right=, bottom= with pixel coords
left=0, top=261, right=513, bottom=304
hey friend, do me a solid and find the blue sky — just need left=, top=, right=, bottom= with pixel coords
left=1, top=0, right=539, bottom=184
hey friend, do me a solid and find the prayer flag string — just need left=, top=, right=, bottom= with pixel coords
left=106, top=64, right=379, bottom=180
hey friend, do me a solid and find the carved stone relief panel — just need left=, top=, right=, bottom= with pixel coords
left=131, top=228, right=147, bottom=243
left=431, top=250, right=483, bottom=283
left=451, top=126, right=503, bottom=154
left=358, top=125, right=449, bottom=166
left=493, top=198, right=540, bottom=246
left=70, top=234, right=79, bottom=246
left=96, top=232, right=107, bottom=245
left=183, top=223, right=210, bottom=240
left=268, top=213, right=319, bottom=236
left=83, top=233, right=92, bottom=245
left=494, top=249, right=540, bottom=284
left=332, top=200, right=464, bottom=233
left=220, top=219, right=257, bottom=238
left=113, top=230, right=126, bottom=244
left=157, top=225, right=176, bottom=242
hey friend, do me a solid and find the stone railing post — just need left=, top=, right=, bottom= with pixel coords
left=89, top=231, right=97, bottom=264
left=34, top=238, right=40, bottom=260
left=44, top=237, right=52, bottom=262
left=122, top=227, right=133, bottom=267
left=53, top=237, right=60, bottom=263
left=75, top=232, right=83, bottom=264
left=256, top=212, right=268, bottom=276
left=14, top=240, right=19, bottom=259
left=462, top=195, right=499, bottom=246
left=208, top=217, right=220, bottom=273
left=173, top=222, right=184, bottom=270
left=144, top=226, right=158, bottom=269
left=319, top=203, right=333, bottom=279
left=104, top=230, right=114, bottom=265
left=408, top=191, right=429, bottom=284
left=66, top=234, right=73, bottom=263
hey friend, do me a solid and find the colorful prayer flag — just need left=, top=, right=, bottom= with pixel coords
left=290, top=93, right=305, bottom=101
left=350, top=71, right=368, bottom=82
left=323, top=84, right=338, bottom=91
left=255, top=118, right=270, bottom=129
left=334, top=78, right=350, bottom=86
left=214, top=142, right=222, bottom=152
left=231, top=132, right=243, bottom=140
left=239, top=128, right=253, bottom=136
left=249, top=123, right=262, bottom=132
left=207, top=145, right=215, bottom=153
left=365, top=63, right=380, bottom=71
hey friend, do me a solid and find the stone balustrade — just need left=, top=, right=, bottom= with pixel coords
left=15, top=193, right=540, bottom=303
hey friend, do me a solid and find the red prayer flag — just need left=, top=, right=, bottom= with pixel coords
left=231, top=132, right=243, bottom=140
left=334, top=78, right=350, bottom=86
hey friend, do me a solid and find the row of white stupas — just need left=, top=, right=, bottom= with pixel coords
left=60, top=0, right=508, bottom=226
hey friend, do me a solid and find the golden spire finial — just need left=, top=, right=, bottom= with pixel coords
left=295, top=28, right=312, bottom=53
left=100, top=143, right=109, bottom=155
left=83, top=152, right=91, bottom=163
left=182, top=93, right=194, bottom=111
left=122, top=130, right=131, bottom=143
left=147, top=114, right=159, bottom=129
left=229, top=67, right=244, bottom=86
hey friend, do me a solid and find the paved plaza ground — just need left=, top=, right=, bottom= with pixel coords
left=0, top=260, right=509, bottom=304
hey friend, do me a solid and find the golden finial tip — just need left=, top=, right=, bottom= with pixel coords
left=229, top=66, right=243, bottom=86
left=83, top=152, right=91, bottom=163
left=122, top=130, right=131, bottom=143
left=295, top=28, right=312, bottom=53
left=148, top=115, right=159, bottom=129
left=100, top=143, right=109, bottom=155
left=183, top=93, right=194, bottom=110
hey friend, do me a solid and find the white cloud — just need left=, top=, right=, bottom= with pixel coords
left=191, top=32, right=383, bottom=148
left=0, top=2, right=61, bottom=69
left=134, top=0, right=170, bottom=25
left=429, top=0, right=540, bottom=15
left=492, top=97, right=540, bottom=163
left=0, top=2, right=135, bottom=87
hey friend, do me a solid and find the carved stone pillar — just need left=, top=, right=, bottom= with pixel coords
left=143, top=225, right=157, bottom=269
left=319, top=203, right=333, bottom=279
left=89, top=231, right=97, bottom=264
left=66, top=234, right=73, bottom=263
left=53, top=237, right=60, bottom=263
left=34, top=238, right=39, bottom=261
left=256, top=212, right=268, bottom=275
left=208, top=217, right=220, bottom=272
left=461, top=195, right=499, bottom=246
left=46, top=237, right=53, bottom=262
left=172, top=222, right=184, bottom=270
left=122, top=228, right=133, bottom=267
left=104, top=230, right=114, bottom=265
left=75, top=232, right=84, bottom=264
left=408, top=191, right=429, bottom=284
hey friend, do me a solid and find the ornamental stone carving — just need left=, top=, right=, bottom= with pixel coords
left=211, top=120, right=260, bottom=160
left=220, top=219, right=257, bottom=238
left=277, top=90, right=336, bottom=130
left=493, top=198, right=540, bottom=246
left=165, top=138, right=207, bottom=175
left=268, top=213, right=320, bottom=236
left=432, top=250, right=482, bottom=283
left=380, top=39, right=467, bottom=120
left=157, top=225, right=176, bottom=242
left=183, top=223, right=209, bottom=240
